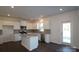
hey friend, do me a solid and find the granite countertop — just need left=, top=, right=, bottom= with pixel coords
left=21, top=33, right=39, bottom=37
left=27, top=33, right=39, bottom=36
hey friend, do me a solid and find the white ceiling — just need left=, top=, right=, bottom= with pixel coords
left=0, top=6, right=78, bottom=20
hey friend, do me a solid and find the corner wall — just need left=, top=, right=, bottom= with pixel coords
left=48, top=10, right=79, bottom=49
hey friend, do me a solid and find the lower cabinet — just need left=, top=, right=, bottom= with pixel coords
left=21, top=35, right=38, bottom=51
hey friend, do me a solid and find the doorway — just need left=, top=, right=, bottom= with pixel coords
left=2, top=25, right=14, bottom=42
left=3, top=25, right=14, bottom=35
left=62, top=22, right=71, bottom=44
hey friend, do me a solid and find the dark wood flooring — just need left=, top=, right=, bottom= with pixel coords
left=0, top=41, right=79, bottom=52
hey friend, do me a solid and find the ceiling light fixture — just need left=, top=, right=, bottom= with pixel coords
left=59, top=8, right=63, bottom=11
left=8, top=14, right=10, bottom=16
left=11, top=6, right=14, bottom=8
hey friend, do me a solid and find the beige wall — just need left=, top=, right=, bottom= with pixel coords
left=48, top=10, right=79, bottom=48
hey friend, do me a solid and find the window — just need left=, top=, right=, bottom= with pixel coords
left=37, top=19, right=44, bottom=32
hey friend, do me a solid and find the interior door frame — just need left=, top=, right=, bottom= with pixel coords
left=61, top=21, right=71, bottom=45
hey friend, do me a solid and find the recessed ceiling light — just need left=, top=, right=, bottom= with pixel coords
left=59, top=8, right=63, bottom=11
left=8, top=14, right=10, bottom=16
left=11, top=6, right=14, bottom=8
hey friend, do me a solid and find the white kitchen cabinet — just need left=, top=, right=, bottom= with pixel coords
left=21, top=34, right=39, bottom=51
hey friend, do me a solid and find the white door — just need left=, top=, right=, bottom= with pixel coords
left=3, top=25, right=14, bottom=35
left=2, top=25, right=14, bottom=42
left=62, top=22, right=71, bottom=44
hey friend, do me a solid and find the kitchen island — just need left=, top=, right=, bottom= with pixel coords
left=21, top=33, right=39, bottom=51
